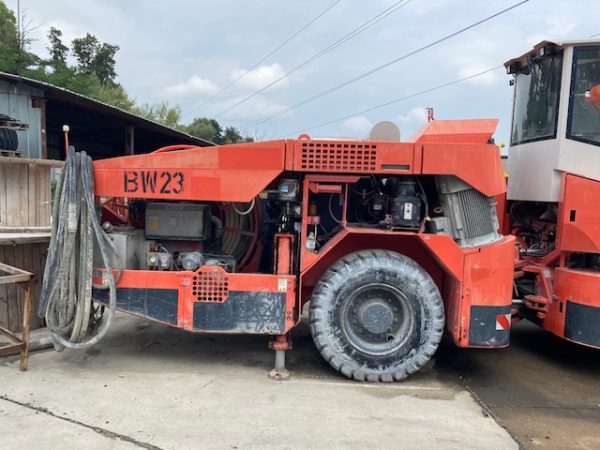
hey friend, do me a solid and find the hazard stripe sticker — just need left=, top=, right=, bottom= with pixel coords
left=495, top=313, right=511, bottom=330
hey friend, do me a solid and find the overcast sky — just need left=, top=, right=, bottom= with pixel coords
left=6, top=0, right=599, bottom=144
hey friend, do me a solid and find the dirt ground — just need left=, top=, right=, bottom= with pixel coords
left=0, top=313, right=514, bottom=450
left=1, top=314, right=598, bottom=449
left=436, top=320, right=600, bottom=450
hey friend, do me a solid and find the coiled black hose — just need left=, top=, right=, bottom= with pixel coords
left=38, top=151, right=120, bottom=349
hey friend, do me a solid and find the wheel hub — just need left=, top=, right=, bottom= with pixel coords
left=342, top=283, right=416, bottom=356
left=361, top=303, right=394, bottom=334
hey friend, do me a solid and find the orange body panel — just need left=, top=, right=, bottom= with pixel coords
left=93, top=121, right=506, bottom=204
left=413, top=118, right=499, bottom=144
left=549, top=268, right=600, bottom=347
left=455, top=237, right=515, bottom=347
left=94, top=140, right=287, bottom=202
left=421, top=143, right=506, bottom=197
left=557, top=173, right=600, bottom=253
left=95, top=268, right=296, bottom=333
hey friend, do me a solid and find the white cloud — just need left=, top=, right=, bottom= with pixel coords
left=546, top=16, right=577, bottom=37
left=164, top=76, right=219, bottom=97
left=396, top=107, right=428, bottom=124
left=339, top=116, right=373, bottom=138
left=212, top=95, right=291, bottom=122
left=231, top=63, right=289, bottom=91
left=457, top=65, right=501, bottom=87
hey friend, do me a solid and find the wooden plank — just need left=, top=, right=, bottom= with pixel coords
left=27, top=164, right=36, bottom=227
left=14, top=246, right=25, bottom=325
left=39, top=166, right=51, bottom=227
left=0, top=233, right=51, bottom=244
left=4, top=246, right=18, bottom=331
left=0, top=343, right=23, bottom=356
left=0, top=261, right=33, bottom=277
left=0, top=246, right=7, bottom=327
left=18, top=165, right=28, bottom=227
left=0, top=325, right=20, bottom=341
left=4, top=164, right=29, bottom=228
left=4, top=167, right=16, bottom=227
left=0, top=273, right=31, bottom=285
left=19, top=280, right=32, bottom=370
left=0, top=165, right=8, bottom=226
left=0, top=157, right=64, bottom=167
left=30, top=244, right=43, bottom=328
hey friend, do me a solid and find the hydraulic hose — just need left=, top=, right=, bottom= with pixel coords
left=38, top=151, right=120, bottom=349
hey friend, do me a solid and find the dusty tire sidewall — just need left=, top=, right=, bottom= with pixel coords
left=311, top=251, right=443, bottom=377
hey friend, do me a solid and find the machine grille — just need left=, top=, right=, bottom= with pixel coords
left=192, top=269, right=229, bottom=303
left=456, top=189, right=495, bottom=238
left=300, top=141, right=377, bottom=172
left=435, top=175, right=501, bottom=248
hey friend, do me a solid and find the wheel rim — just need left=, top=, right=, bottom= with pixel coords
left=341, top=283, right=416, bottom=357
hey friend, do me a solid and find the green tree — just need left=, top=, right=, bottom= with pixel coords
left=182, top=117, right=253, bottom=144
left=183, top=117, right=222, bottom=142
left=47, top=27, right=68, bottom=68
left=222, top=126, right=252, bottom=144
left=94, top=82, right=136, bottom=110
left=134, top=101, right=182, bottom=128
left=0, top=1, right=35, bottom=74
left=71, top=33, right=118, bottom=85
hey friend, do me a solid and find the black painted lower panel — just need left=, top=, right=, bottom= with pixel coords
left=93, top=287, right=179, bottom=325
left=193, top=291, right=286, bottom=334
left=469, top=305, right=511, bottom=347
left=565, top=301, right=600, bottom=347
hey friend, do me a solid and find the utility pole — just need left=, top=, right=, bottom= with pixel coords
left=17, top=0, right=21, bottom=75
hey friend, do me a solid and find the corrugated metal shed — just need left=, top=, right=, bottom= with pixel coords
left=0, top=72, right=213, bottom=160
left=0, top=79, right=43, bottom=158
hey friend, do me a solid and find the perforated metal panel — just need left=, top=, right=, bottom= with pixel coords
left=300, top=141, right=377, bottom=172
left=192, top=269, right=229, bottom=303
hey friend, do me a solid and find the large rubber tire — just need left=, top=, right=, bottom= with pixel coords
left=8, top=129, right=18, bottom=150
left=0, top=129, right=18, bottom=151
left=309, top=250, right=444, bottom=382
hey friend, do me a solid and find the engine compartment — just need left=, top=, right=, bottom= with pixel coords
left=98, top=174, right=502, bottom=277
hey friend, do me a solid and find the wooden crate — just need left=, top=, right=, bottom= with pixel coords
left=0, top=242, right=46, bottom=332
left=0, top=157, right=61, bottom=230
left=0, top=157, right=60, bottom=332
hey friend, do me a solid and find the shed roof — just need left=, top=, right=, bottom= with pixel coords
left=0, top=72, right=213, bottom=158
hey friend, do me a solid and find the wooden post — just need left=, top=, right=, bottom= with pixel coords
left=0, top=262, right=33, bottom=371
left=19, top=280, right=31, bottom=371
left=125, top=125, right=135, bottom=155
left=32, top=97, right=48, bottom=159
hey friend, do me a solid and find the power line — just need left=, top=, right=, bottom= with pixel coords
left=184, top=0, right=342, bottom=120
left=249, top=0, right=529, bottom=127
left=279, top=66, right=503, bottom=137
left=214, top=0, right=414, bottom=119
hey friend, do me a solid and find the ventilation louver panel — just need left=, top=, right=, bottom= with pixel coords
left=300, top=141, right=377, bottom=172
left=192, top=269, right=229, bottom=303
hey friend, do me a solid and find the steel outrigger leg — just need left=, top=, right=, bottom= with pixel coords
left=268, top=334, right=292, bottom=380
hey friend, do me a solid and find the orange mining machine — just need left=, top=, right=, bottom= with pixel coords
left=505, top=39, right=600, bottom=349
left=39, top=39, right=599, bottom=382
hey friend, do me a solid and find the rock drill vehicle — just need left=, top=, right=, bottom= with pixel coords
left=505, top=39, right=600, bottom=349
left=40, top=39, right=599, bottom=382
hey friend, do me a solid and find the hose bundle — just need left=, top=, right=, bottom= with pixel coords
left=39, top=151, right=119, bottom=349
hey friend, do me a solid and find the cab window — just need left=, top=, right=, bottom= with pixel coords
left=567, top=46, right=600, bottom=146
left=511, top=54, right=563, bottom=146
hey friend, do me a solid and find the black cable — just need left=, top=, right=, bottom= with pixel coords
left=185, top=0, right=342, bottom=119
left=39, top=151, right=121, bottom=349
left=214, top=0, right=413, bottom=118
left=280, top=66, right=502, bottom=137
left=250, top=0, right=529, bottom=127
